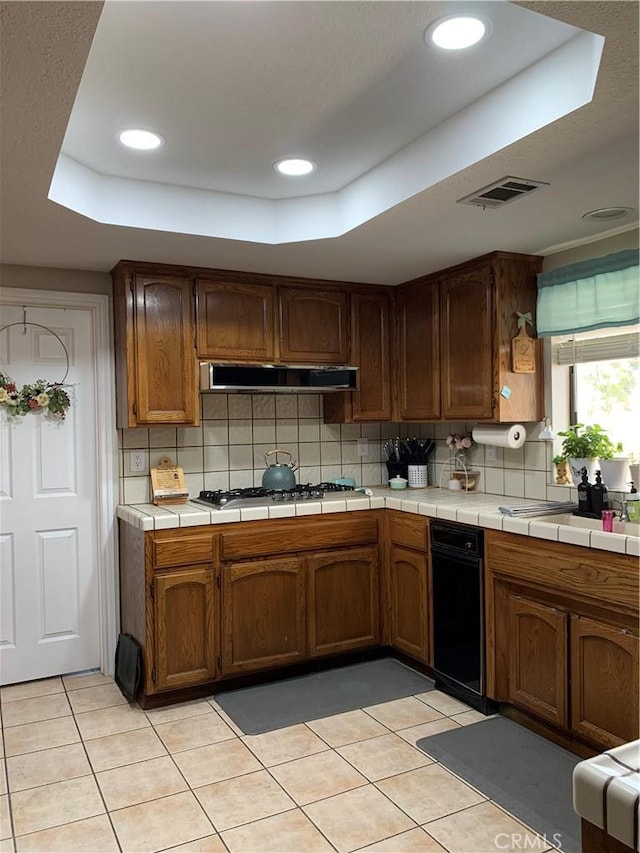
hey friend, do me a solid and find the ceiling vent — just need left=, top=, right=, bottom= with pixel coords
left=457, top=176, right=549, bottom=210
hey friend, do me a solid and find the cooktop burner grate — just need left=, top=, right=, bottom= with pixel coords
left=194, top=482, right=357, bottom=509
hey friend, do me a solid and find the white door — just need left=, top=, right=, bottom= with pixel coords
left=0, top=303, right=101, bottom=684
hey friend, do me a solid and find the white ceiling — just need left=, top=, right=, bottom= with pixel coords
left=1, top=0, right=638, bottom=284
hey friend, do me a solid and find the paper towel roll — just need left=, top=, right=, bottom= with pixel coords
left=472, top=424, right=527, bottom=449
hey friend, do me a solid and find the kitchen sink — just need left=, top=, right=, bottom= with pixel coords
left=536, top=513, right=640, bottom=537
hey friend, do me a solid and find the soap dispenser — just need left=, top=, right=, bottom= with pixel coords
left=590, top=470, right=609, bottom=515
left=577, top=467, right=592, bottom=515
left=627, top=482, right=639, bottom=522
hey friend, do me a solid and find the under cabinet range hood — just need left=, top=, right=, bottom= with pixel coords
left=200, top=363, right=359, bottom=393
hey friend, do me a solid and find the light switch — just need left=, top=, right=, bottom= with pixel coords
left=485, top=446, right=497, bottom=462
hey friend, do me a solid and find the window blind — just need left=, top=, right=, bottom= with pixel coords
left=554, top=331, right=640, bottom=364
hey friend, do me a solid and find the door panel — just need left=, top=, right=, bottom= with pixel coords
left=307, top=547, right=379, bottom=657
left=441, top=267, right=493, bottom=419
left=570, top=615, right=639, bottom=748
left=278, top=287, right=348, bottom=363
left=197, top=280, right=275, bottom=361
left=397, top=282, right=440, bottom=420
left=134, top=274, right=198, bottom=424
left=506, top=593, right=568, bottom=727
left=222, top=558, right=306, bottom=674
left=352, top=292, right=391, bottom=421
left=154, top=567, right=217, bottom=691
left=389, top=546, right=429, bottom=663
left=0, top=304, right=100, bottom=683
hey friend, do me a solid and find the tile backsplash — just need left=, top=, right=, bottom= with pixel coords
left=118, top=393, right=574, bottom=505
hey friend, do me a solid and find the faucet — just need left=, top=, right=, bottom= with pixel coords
left=610, top=498, right=630, bottom=522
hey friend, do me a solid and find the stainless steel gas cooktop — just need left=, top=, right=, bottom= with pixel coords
left=192, top=482, right=360, bottom=510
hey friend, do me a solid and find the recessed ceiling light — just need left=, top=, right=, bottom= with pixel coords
left=118, top=129, right=164, bottom=151
left=274, top=158, right=316, bottom=177
left=581, top=207, right=635, bottom=222
left=427, top=16, right=488, bottom=50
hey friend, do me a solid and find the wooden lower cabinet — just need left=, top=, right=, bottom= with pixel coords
left=307, top=547, right=380, bottom=657
left=222, top=558, right=306, bottom=674
left=487, top=531, right=639, bottom=750
left=570, top=615, right=639, bottom=748
left=389, top=545, right=429, bottom=664
left=153, top=567, right=217, bottom=691
left=505, top=592, right=567, bottom=727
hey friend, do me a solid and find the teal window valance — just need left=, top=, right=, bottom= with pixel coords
left=536, top=248, right=640, bottom=337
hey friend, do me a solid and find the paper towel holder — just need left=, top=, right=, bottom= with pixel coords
left=471, top=423, right=528, bottom=450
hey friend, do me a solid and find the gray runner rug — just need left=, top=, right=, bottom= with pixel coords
left=417, top=716, right=581, bottom=853
left=215, top=658, right=434, bottom=735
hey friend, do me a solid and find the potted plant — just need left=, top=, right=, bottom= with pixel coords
left=599, top=441, right=631, bottom=491
left=557, top=424, right=615, bottom=486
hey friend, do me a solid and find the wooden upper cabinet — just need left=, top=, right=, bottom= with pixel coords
left=351, top=292, right=391, bottom=420
left=492, top=255, right=544, bottom=423
left=306, top=547, right=380, bottom=657
left=505, top=592, right=567, bottom=727
left=196, top=279, right=275, bottom=362
left=397, top=280, right=440, bottom=421
left=112, top=268, right=199, bottom=427
left=441, top=266, right=494, bottom=420
left=570, top=615, right=639, bottom=748
left=278, top=286, right=349, bottom=364
left=323, top=290, right=392, bottom=423
left=153, top=566, right=217, bottom=691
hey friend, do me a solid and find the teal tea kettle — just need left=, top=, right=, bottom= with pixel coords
left=262, top=449, right=298, bottom=490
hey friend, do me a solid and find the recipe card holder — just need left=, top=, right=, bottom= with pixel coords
left=150, top=456, right=189, bottom=506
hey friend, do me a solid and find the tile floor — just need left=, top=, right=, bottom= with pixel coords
left=0, top=672, right=555, bottom=853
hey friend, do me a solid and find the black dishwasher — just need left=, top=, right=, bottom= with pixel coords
left=431, top=520, right=494, bottom=714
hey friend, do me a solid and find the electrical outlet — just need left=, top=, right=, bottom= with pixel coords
left=485, top=446, right=497, bottom=463
left=357, top=437, right=369, bottom=457
left=127, top=450, right=149, bottom=475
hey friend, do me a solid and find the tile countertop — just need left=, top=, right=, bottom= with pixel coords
left=116, top=487, right=640, bottom=557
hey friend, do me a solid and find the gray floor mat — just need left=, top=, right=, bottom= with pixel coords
left=417, top=715, right=581, bottom=853
left=215, top=658, right=434, bottom=735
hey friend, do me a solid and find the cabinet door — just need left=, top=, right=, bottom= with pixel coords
left=570, top=615, right=639, bottom=748
left=196, top=280, right=275, bottom=362
left=324, top=291, right=392, bottom=423
left=307, top=547, right=379, bottom=657
left=133, top=274, right=199, bottom=424
left=397, top=281, right=440, bottom=420
left=278, top=287, right=349, bottom=363
left=441, top=266, right=493, bottom=419
left=222, top=558, right=306, bottom=674
left=506, top=592, right=568, bottom=727
left=352, top=292, right=392, bottom=421
left=154, top=567, right=217, bottom=691
left=389, top=546, right=429, bottom=663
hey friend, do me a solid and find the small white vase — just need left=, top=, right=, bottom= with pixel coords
left=569, top=457, right=599, bottom=487
left=599, top=458, right=630, bottom=491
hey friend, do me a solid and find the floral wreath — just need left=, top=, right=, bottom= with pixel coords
left=0, top=372, right=71, bottom=419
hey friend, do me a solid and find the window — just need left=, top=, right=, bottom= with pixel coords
left=553, top=325, right=640, bottom=461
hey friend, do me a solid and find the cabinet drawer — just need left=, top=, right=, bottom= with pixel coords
left=153, top=535, right=215, bottom=568
left=221, top=514, right=379, bottom=560
left=387, top=511, right=428, bottom=551
left=485, top=531, right=638, bottom=612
